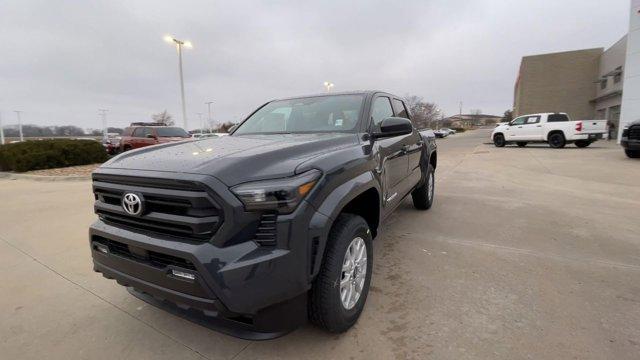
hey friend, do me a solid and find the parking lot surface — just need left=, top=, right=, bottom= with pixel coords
left=1, top=129, right=639, bottom=359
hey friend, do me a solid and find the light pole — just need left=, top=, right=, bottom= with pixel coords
left=0, top=111, right=4, bottom=145
left=14, top=111, right=23, bottom=142
left=99, top=109, right=108, bottom=142
left=197, top=113, right=204, bottom=135
left=324, top=81, right=334, bottom=92
left=164, top=35, right=192, bottom=130
left=205, top=101, right=214, bottom=132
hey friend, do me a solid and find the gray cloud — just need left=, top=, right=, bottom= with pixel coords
left=0, top=0, right=630, bottom=130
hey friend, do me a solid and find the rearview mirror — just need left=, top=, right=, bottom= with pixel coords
left=373, top=117, right=413, bottom=139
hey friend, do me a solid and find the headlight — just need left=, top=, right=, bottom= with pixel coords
left=231, top=169, right=321, bottom=214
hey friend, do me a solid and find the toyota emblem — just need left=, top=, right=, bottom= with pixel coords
left=122, top=193, right=143, bottom=216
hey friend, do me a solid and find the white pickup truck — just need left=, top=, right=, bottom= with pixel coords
left=491, top=113, right=607, bottom=148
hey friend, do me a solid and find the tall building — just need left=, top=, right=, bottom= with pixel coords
left=513, top=36, right=628, bottom=139
left=620, top=0, right=640, bottom=140
left=514, top=48, right=603, bottom=121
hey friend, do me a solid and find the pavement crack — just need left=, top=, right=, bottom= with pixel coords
left=0, top=233, right=213, bottom=360
left=229, top=343, right=251, bottom=360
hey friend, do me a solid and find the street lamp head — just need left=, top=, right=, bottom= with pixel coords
left=163, top=35, right=175, bottom=43
left=183, top=41, right=193, bottom=49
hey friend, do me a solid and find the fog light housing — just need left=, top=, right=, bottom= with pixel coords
left=171, top=269, right=195, bottom=280
left=94, top=243, right=109, bottom=254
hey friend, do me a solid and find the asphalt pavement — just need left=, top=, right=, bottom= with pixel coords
left=1, top=129, right=639, bottom=359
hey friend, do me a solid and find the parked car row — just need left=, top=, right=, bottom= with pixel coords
left=99, top=123, right=232, bottom=155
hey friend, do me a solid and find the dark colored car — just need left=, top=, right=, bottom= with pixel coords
left=120, top=123, right=191, bottom=151
left=621, top=120, right=640, bottom=158
left=89, top=91, right=437, bottom=339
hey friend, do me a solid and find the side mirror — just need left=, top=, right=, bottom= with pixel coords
left=146, top=134, right=157, bottom=139
left=373, top=117, right=413, bottom=139
left=228, top=124, right=238, bottom=133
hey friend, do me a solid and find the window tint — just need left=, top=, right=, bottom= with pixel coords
left=392, top=99, right=409, bottom=119
left=371, top=97, right=394, bottom=127
left=511, top=117, right=527, bottom=125
left=133, top=127, right=153, bottom=137
left=548, top=114, right=569, bottom=122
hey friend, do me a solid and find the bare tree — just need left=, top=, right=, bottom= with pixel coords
left=404, top=94, right=440, bottom=130
left=469, top=109, right=482, bottom=115
left=151, top=110, right=175, bottom=125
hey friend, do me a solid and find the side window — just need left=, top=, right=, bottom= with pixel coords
left=548, top=114, right=569, bottom=122
left=371, top=97, right=394, bottom=127
left=511, top=116, right=527, bottom=126
left=133, top=127, right=152, bottom=137
left=524, top=116, right=540, bottom=124
left=392, top=99, right=409, bottom=119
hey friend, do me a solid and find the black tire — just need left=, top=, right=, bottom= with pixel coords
left=516, top=142, right=527, bottom=147
left=575, top=140, right=592, bottom=148
left=493, top=134, right=506, bottom=147
left=626, top=149, right=640, bottom=158
left=310, top=214, right=373, bottom=333
left=548, top=132, right=566, bottom=148
left=411, top=163, right=435, bottom=210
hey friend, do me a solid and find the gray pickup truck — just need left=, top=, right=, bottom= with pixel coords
left=89, top=91, right=438, bottom=338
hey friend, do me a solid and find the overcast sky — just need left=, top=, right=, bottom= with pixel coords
left=0, top=0, right=631, bottom=130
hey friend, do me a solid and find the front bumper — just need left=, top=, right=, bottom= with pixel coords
left=89, top=169, right=331, bottom=338
left=621, top=139, right=640, bottom=150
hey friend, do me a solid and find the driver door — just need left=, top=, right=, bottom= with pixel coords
left=505, top=116, right=527, bottom=140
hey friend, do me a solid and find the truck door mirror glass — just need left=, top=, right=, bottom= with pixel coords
left=373, top=117, right=413, bottom=139
left=146, top=134, right=157, bottom=139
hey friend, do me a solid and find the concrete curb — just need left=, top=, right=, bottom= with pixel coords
left=0, top=172, right=90, bottom=182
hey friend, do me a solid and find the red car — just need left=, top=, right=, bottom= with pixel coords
left=120, top=123, right=191, bottom=152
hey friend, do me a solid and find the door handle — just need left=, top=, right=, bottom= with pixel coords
left=536, top=125, right=541, bottom=127
left=517, top=126, right=523, bottom=128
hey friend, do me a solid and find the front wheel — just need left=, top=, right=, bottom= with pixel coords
left=493, top=134, right=506, bottom=147
left=412, top=164, right=435, bottom=210
left=626, top=149, right=640, bottom=158
left=575, top=140, right=592, bottom=148
left=310, top=214, right=373, bottom=333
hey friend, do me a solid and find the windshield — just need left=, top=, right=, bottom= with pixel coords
left=234, top=94, right=365, bottom=135
left=156, top=127, right=189, bottom=137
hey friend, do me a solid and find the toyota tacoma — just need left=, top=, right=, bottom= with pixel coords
left=89, top=91, right=437, bottom=339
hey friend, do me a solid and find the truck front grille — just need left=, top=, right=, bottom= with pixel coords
left=93, top=175, right=222, bottom=241
left=629, top=126, right=640, bottom=141
left=93, top=237, right=197, bottom=270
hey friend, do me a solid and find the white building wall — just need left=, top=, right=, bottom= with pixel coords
left=619, top=0, right=640, bottom=141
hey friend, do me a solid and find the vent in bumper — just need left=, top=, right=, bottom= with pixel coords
left=93, top=237, right=197, bottom=270
left=254, top=213, right=277, bottom=246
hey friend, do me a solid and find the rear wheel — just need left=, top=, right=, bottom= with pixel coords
left=310, top=214, right=373, bottom=333
left=516, top=142, right=527, bottom=147
left=575, top=140, right=592, bottom=148
left=625, top=149, right=640, bottom=158
left=411, top=164, right=435, bottom=210
left=548, top=133, right=566, bottom=148
left=493, top=134, right=506, bottom=147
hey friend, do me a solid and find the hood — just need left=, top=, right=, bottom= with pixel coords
left=101, top=133, right=359, bottom=186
